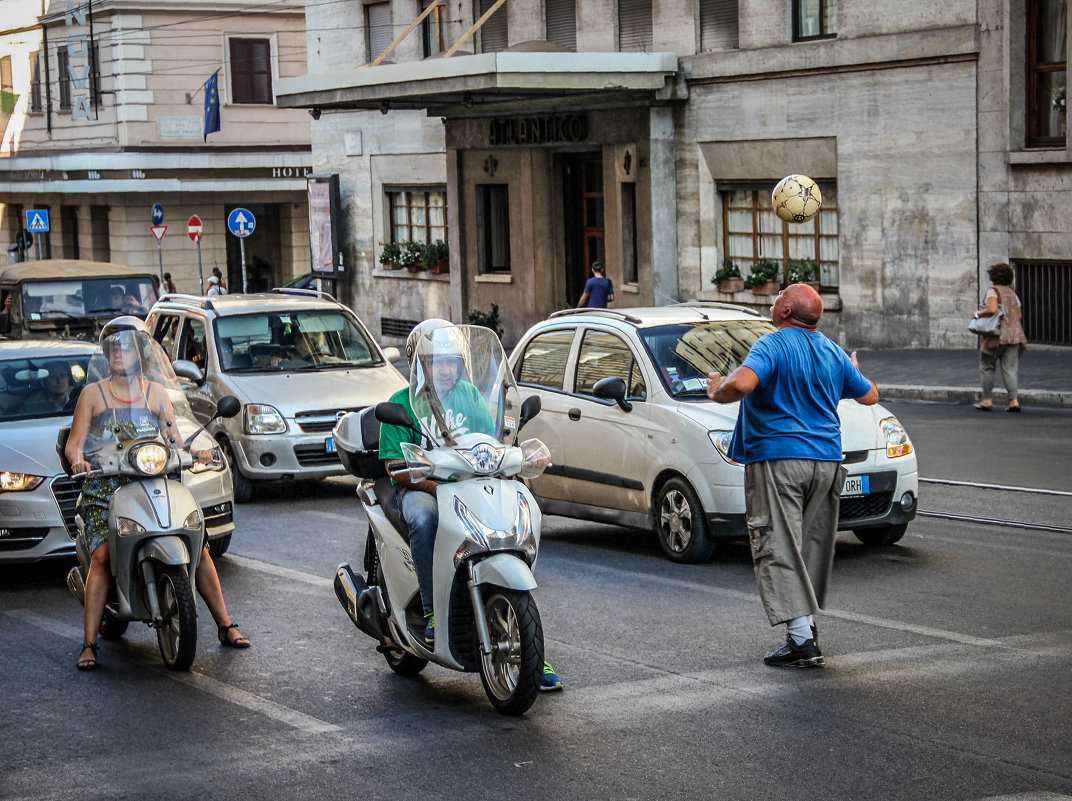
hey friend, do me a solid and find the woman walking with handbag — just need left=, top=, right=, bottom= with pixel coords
left=973, top=263, right=1028, bottom=412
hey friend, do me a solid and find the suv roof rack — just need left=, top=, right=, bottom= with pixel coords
left=547, top=308, right=644, bottom=325
left=270, top=286, right=338, bottom=303
left=157, top=293, right=215, bottom=311
left=671, top=300, right=763, bottom=318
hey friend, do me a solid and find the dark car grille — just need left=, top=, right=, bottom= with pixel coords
left=0, top=527, right=50, bottom=551
left=51, top=475, right=82, bottom=537
left=293, top=443, right=343, bottom=467
left=839, top=492, right=893, bottom=523
left=295, top=407, right=365, bottom=433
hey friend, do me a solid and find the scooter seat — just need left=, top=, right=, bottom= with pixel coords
left=373, top=476, right=411, bottom=544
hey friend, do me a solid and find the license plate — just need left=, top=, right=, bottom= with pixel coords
left=325, top=436, right=336, bottom=453
left=842, top=475, right=869, bottom=497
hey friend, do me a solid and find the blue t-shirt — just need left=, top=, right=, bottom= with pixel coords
left=728, top=327, right=873, bottom=465
left=583, top=276, right=614, bottom=308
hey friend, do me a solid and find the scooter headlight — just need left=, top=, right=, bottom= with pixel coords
left=183, top=510, right=202, bottom=530
left=513, top=492, right=537, bottom=565
left=130, top=443, right=169, bottom=476
left=458, top=442, right=505, bottom=474
left=452, top=493, right=538, bottom=567
left=117, top=517, right=147, bottom=537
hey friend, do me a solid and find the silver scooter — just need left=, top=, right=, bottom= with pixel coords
left=332, top=325, right=552, bottom=715
left=62, top=394, right=241, bottom=672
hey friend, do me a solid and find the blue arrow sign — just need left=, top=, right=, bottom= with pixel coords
left=26, top=209, right=50, bottom=232
left=151, top=203, right=164, bottom=225
left=227, top=208, right=256, bottom=238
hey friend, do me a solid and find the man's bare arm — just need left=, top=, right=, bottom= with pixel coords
left=849, top=351, right=880, bottom=405
left=706, top=366, right=760, bottom=404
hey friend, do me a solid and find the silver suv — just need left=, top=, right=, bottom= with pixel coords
left=147, top=290, right=407, bottom=502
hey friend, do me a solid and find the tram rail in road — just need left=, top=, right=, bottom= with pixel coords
left=917, top=477, right=1072, bottom=534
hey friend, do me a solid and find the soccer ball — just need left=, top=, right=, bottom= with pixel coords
left=772, top=175, right=822, bottom=223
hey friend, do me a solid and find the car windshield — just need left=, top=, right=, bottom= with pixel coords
left=638, top=319, right=776, bottom=398
left=23, top=278, right=158, bottom=320
left=0, top=353, right=93, bottom=421
left=214, top=310, right=382, bottom=372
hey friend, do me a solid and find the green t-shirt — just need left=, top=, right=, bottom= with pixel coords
left=378, top=381, right=495, bottom=463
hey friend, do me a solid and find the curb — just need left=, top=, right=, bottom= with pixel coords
left=877, top=384, right=1072, bottom=409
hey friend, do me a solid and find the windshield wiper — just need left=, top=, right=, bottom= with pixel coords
left=36, top=309, right=79, bottom=319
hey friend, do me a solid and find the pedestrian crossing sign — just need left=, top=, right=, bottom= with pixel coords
left=26, top=209, right=50, bottom=232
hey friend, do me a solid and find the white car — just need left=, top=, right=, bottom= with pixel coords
left=0, top=340, right=236, bottom=563
left=509, top=304, right=918, bottom=563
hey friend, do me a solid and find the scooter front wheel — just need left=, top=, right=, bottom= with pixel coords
left=156, top=565, right=198, bottom=671
left=479, top=589, right=543, bottom=716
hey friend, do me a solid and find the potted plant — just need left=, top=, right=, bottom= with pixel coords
left=422, top=239, right=450, bottom=274
left=396, top=241, right=422, bottom=272
left=712, top=259, right=744, bottom=293
left=785, top=259, right=820, bottom=289
left=379, top=241, right=401, bottom=270
left=745, top=259, right=782, bottom=295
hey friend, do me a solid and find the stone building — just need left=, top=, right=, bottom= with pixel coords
left=282, top=1, right=1067, bottom=349
left=0, top=0, right=312, bottom=294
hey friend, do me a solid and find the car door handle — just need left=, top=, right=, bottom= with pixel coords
left=568, top=408, right=581, bottom=421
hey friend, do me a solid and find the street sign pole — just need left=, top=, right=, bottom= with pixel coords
left=239, top=237, right=247, bottom=293
left=196, top=241, right=204, bottom=292
left=157, top=240, right=165, bottom=285
left=226, top=208, right=255, bottom=293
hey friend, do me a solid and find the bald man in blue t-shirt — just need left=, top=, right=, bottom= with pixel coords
left=707, top=284, right=879, bottom=669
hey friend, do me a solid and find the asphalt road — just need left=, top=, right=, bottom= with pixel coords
left=2, top=401, right=1070, bottom=801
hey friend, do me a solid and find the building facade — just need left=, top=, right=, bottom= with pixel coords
left=0, top=0, right=313, bottom=294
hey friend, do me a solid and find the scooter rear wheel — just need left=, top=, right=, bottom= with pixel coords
left=156, top=565, right=198, bottom=671
left=383, top=646, right=428, bottom=676
left=479, top=589, right=543, bottom=716
left=99, top=612, right=128, bottom=640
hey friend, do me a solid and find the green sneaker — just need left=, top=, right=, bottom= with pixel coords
left=423, top=611, right=435, bottom=647
left=540, top=660, right=563, bottom=691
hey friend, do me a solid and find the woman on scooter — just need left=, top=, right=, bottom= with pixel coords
left=67, top=317, right=250, bottom=671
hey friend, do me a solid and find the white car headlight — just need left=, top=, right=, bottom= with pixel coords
left=130, top=443, right=169, bottom=476
left=0, top=472, right=46, bottom=492
left=245, top=404, right=286, bottom=434
left=880, top=416, right=913, bottom=458
left=708, top=431, right=741, bottom=466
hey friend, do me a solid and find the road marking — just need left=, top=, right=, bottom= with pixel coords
left=224, top=553, right=333, bottom=588
left=555, top=557, right=1005, bottom=648
left=3, top=608, right=339, bottom=735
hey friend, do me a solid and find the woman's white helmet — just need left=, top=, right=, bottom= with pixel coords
left=405, top=318, right=452, bottom=365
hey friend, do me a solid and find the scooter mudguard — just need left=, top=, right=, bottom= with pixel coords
left=471, top=552, right=537, bottom=591
left=138, top=536, right=192, bottom=567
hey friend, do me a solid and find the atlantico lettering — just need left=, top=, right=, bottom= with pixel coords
left=65, top=0, right=93, bottom=121
left=488, top=114, right=589, bottom=146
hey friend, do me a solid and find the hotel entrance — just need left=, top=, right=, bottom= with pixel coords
left=561, top=152, right=605, bottom=305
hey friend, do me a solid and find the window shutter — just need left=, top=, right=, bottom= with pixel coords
left=545, top=0, right=577, bottom=50
left=57, top=47, right=70, bottom=109
left=250, top=40, right=272, bottom=103
left=230, top=39, right=272, bottom=104
left=699, top=0, right=738, bottom=51
left=478, top=0, right=508, bottom=52
left=30, top=52, right=43, bottom=112
left=618, top=0, right=653, bottom=52
left=367, top=3, right=393, bottom=62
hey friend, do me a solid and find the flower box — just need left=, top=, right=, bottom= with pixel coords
left=431, top=260, right=450, bottom=275
left=717, top=277, right=745, bottom=293
left=750, top=280, right=782, bottom=295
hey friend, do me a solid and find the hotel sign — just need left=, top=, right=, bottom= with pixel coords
left=488, top=114, right=588, bottom=147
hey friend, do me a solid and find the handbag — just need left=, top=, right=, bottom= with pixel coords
left=968, top=304, right=1003, bottom=336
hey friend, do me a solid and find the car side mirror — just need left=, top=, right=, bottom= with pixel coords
left=382, top=346, right=401, bottom=363
left=517, top=394, right=542, bottom=434
left=593, top=376, right=633, bottom=412
left=172, top=359, right=205, bottom=385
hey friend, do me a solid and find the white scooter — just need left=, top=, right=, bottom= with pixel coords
left=332, top=325, right=552, bottom=715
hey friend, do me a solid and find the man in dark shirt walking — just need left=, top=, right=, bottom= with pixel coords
left=706, top=284, right=879, bottom=668
left=577, top=261, right=614, bottom=308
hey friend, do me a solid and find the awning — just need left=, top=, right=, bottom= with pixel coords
left=275, top=48, right=680, bottom=114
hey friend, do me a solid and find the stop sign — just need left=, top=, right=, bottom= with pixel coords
left=187, top=215, right=204, bottom=243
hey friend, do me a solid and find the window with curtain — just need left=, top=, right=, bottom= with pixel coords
left=422, top=0, right=443, bottom=57
left=57, top=47, right=70, bottom=109
left=699, top=0, right=739, bottom=51
left=545, top=0, right=577, bottom=50
left=229, top=38, right=272, bottom=104
left=723, top=187, right=839, bottom=288
left=619, top=0, right=653, bottom=52
left=794, top=0, right=837, bottom=41
left=477, top=184, right=511, bottom=272
left=1028, top=0, right=1067, bottom=145
left=388, top=189, right=447, bottom=244
left=367, top=2, right=393, bottom=62
left=477, top=0, right=508, bottom=52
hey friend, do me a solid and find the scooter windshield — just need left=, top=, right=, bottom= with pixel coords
left=81, top=330, right=215, bottom=472
left=409, top=325, right=521, bottom=447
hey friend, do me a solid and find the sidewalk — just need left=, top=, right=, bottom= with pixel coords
left=858, top=348, right=1072, bottom=409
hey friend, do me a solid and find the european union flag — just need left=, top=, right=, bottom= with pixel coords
left=203, top=70, right=221, bottom=141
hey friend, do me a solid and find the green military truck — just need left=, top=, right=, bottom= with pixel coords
left=0, top=260, right=159, bottom=341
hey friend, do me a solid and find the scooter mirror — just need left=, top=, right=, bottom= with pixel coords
left=375, top=401, right=414, bottom=429
left=215, top=395, right=241, bottom=419
left=517, top=394, right=542, bottom=434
